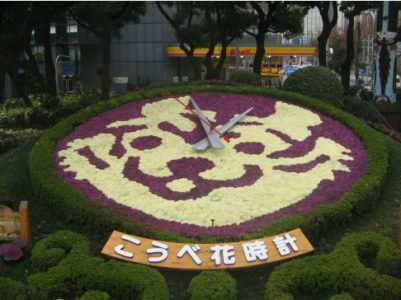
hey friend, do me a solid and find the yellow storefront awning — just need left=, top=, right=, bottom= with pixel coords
left=167, top=46, right=316, bottom=57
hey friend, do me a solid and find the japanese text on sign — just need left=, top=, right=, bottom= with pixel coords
left=101, top=228, right=314, bottom=270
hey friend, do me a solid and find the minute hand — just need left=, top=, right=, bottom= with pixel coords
left=190, top=97, right=225, bottom=149
left=193, top=107, right=254, bottom=151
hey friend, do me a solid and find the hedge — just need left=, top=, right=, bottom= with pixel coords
left=29, top=85, right=388, bottom=243
left=188, top=271, right=237, bottom=300
left=265, top=232, right=401, bottom=299
left=27, top=230, right=168, bottom=300
left=0, top=276, right=27, bottom=300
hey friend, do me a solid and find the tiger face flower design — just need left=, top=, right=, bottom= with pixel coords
left=55, top=92, right=368, bottom=236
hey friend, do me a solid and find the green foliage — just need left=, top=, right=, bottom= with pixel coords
left=29, top=85, right=388, bottom=244
left=0, top=128, right=42, bottom=153
left=127, top=76, right=151, bottom=91
left=78, top=88, right=101, bottom=106
left=3, top=98, right=26, bottom=111
left=29, top=94, right=60, bottom=110
left=27, top=230, right=168, bottom=300
left=330, top=293, right=354, bottom=300
left=342, top=96, right=380, bottom=122
left=189, top=271, right=237, bottom=300
left=80, top=290, right=110, bottom=300
left=229, top=70, right=262, bottom=86
left=4, top=108, right=27, bottom=128
left=265, top=232, right=401, bottom=299
left=0, top=277, right=27, bottom=300
left=282, top=66, right=344, bottom=107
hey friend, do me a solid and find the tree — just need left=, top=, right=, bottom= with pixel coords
left=157, top=2, right=204, bottom=79
left=247, top=2, right=306, bottom=75
left=301, top=2, right=338, bottom=67
left=199, top=3, right=254, bottom=80
left=69, top=2, right=146, bottom=100
left=327, top=29, right=346, bottom=75
left=31, top=3, right=72, bottom=96
left=339, top=2, right=378, bottom=91
left=0, top=3, right=34, bottom=101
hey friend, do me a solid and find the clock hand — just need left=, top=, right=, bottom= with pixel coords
left=193, top=107, right=254, bottom=151
left=189, top=97, right=225, bottom=149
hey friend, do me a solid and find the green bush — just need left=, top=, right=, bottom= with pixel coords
left=4, top=108, right=27, bottom=128
left=189, top=271, right=237, bottom=300
left=0, top=128, right=43, bottom=153
left=79, top=88, right=101, bottom=106
left=29, top=93, right=60, bottom=110
left=3, top=98, right=26, bottom=111
left=0, top=276, right=27, bottom=300
left=29, top=85, right=388, bottom=244
left=80, top=290, right=110, bottom=300
left=265, top=232, right=401, bottom=299
left=282, top=66, right=344, bottom=107
left=28, top=230, right=168, bottom=300
left=342, top=96, right=381, bottom=122
left=25, top=106, right=50, bottom=128
left=330, top=293, right=354, bottom=300
left=229, top=70, right=261, bottom=86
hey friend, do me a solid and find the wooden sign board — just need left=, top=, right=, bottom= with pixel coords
left=101, top=228, right=314, bottom=270
left=0, top=202, right=31, bottom=248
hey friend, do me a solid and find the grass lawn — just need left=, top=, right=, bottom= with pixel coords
left=0, top=136, right=400, bottom=299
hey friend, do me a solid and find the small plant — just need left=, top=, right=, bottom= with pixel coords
left=127, top=76, right=151, bottom=91
left=229, top=70, right=261, bottom=86
left=0, top=240, right=25, bottom=262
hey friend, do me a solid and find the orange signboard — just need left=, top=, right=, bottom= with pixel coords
left=167, top=46, right=316, bottom=57
left=101, top=228, right=314, bottom=270
left=260, top=66, right=284, bottom=77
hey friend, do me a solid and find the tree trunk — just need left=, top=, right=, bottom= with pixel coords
left=253, top=32, right=265, bottom=75
left=42, top=23, right=57, bottom=96
left=204, top=44, right=215, bottom=80
left=179, top=44, right=200, bottom=81
left=341, top=16, right=355, bottom=91
left=317, top=27, right=332, bottom=67
left=100, top=33, right=111, bottom=101
left=215, top=43, right=229, bottom=80
left=0, top=63, right=6, bottom=103
left=317, top=2, right=338, bottom=67
left=26, top=45, right=46, bottom=91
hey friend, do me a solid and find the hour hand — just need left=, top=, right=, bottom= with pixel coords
left=193, top=107, right=253, bottom=151
left=190, top=97, right=224, bottom=149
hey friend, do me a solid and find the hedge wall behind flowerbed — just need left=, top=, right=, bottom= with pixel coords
left=265, top=232, right=401, bottom=299
left=29, top=85, right=388, bottom=243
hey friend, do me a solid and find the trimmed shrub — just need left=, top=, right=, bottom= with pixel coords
left=342, top=96, right=380, bottom=122
left=189, top=271, right=237, bottom=300
left=229, top=70, right=262, bottom=86
left=265, top=232, right=401, bottom=299
left=29, top=93, right=60, bottom=111
left=29, top=85, right=388, bottom=244
left=28, top=230, right=168, bottom=300
left=282, top=66, right=344, bottom=107
left=0, top=276, right=27, bottom=300
left=80, top=290, right=110, bottom=300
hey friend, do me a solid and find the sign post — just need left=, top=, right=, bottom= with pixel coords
left=0, top=201, right=31, bottom=248
left=101, top=228, right=314, bottom=271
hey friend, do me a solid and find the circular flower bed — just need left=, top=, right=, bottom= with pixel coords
left=54, top=92, right=368, bottom=236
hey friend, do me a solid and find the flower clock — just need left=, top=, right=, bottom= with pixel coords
left=55, top=92, right=367, bottom=236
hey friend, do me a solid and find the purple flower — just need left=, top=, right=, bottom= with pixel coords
left=0, top=240, right=25, bottom=261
